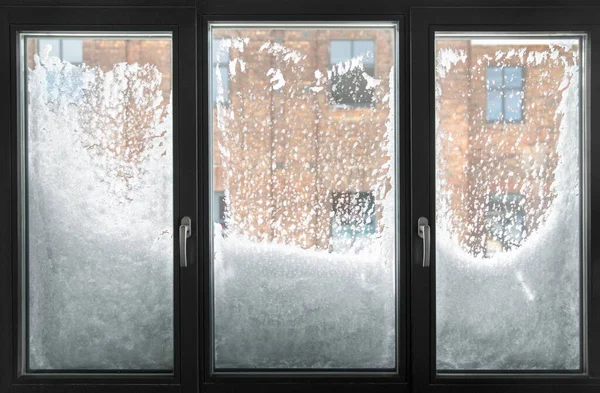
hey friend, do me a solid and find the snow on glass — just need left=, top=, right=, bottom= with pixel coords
left=435, top=36, right=583, bottom=370
left=211, top=27, right=396, bottom=368
left=25, top=36, right=173, bottom=370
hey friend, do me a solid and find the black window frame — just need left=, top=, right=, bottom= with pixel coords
left=0, top=4, right=198, bottom=393
left=411, top=5, right=600, bottom=393
left=0, top=2, right=599, bottom=393
left=200, top=13, right=409, bottom=393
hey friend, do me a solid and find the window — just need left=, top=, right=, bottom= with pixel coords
left=38, top=38, right=83, bottom=64
left=1, top=8, right=198, bottom=393
left=330, top=191, right=376, bottom=252
left=4, top=4, right=600, bottom=393
left=486, top=66, right=524, bottom=122
left=213, top=190, right=227, bottom=226
left=23, top=32, right=175, bottom=372
left=210, top=24, right=397, bottom=371
left=435, top=32, right=584, bottom=372
left=212, top=37, right=229, bottom=104
left=485, top=193, right=526, bottom=257
left=329, top=40, right=375, bottom=106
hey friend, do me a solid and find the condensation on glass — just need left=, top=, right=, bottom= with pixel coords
left=209, top=23, right=398, bottom=369
left=20, top=33, right=174, bottom=371
left=434, top=33, right=586, bottom=371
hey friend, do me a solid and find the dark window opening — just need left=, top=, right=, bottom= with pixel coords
left=485, top=193, right=526, bottom=257
left=214, top=190, right=227, bottom=227
left=329, top=40, right=375, bottom=106
left=329, top=191, right=376, bottom=251
left=212, top=38, right=230, bottom=104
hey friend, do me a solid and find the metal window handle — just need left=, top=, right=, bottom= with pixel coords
left=179, top=217, right=192, bottom=267
left=418, top=217, right=431, bottom=268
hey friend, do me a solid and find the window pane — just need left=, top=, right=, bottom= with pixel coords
left=61, top=39, right=83, bottom=64
left=504, top=66, right=524, bottom=88
left=214, top=190, right=226, bottom=225
left=504, top=88, right=523, bottom=122
left=38, top=38, right=60, bottom=57
left=435, top=33, right=584, bottom=371
left=330, top=191, right=376, bottom=252
left=486, top=66, right=503, bottom=88
left=331, top=69, right=374, bottom=106
left=211, top=25, right=397, bottom=370
left=22, top=33, right=174, bottom=371
left=354, top=40, right=375, bottom=65
left=486, top=89, right=503, bottom=121
left=330, top=40, right=352, bottom=64
left=330, top=39, right=376, bottom=106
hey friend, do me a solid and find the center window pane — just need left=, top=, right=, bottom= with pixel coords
left=210, top=23, right=397, bottom=370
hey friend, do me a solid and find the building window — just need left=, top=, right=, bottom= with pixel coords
left=486, top=66, right=524, bottom=123
left=485, top=193, right=526, bottom=257
left=38, top=38, right=83, bottom=64
left=212, top=38, right=229, bottom=104
left=214, top=190, right=227, bottom=226
left=329, top=40, right=375, bottom=106
left=329, top=191, right=376, bottom=251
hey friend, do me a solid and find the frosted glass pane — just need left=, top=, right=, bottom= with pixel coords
left=435, top=34, right=584, bottom=371
left=23, top=33, right=174, bottom=371
left=211, top=25, right=397, bottom=369
left=213, top=37, right=230, bottom=64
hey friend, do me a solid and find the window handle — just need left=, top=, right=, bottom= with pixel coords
left=418, top=217, right=430, bottom=268
left=179, top=217, right=192, bottom=267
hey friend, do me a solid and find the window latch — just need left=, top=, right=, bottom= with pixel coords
left=418, top=217, right=430, bottom=268
left=180, top=217, right=192, bottom=267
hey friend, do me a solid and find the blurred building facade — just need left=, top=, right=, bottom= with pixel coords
left=27, top=34, right=577, bottom=255
left=436, top=39, right=578, bottom=256
left=211, top=28, right=395, bottom=251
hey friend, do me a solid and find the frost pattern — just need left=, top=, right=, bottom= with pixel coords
left=435, top=38, right=582, bottom=370
left=212, top=28, right=396, bottom=368
left=27, top=48, right=173, bottom=369
left=214, top=233, right=395, bottom=368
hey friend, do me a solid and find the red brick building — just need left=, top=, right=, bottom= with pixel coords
left=26, top=34, right=577, bottom=256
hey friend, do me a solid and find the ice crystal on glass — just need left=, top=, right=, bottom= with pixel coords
left=26, top=38, right=174, bottom=370
left=435, top=36, right=582, bottom=370
left=211, top=27, right=397, bottom=368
